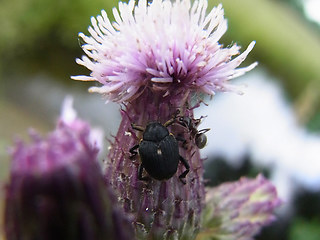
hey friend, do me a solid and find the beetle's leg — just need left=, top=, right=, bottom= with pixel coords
left=138, top=164, right=150, bottom=182
left=131, top=123, right=145, bottom=132
left=175, top=134, right=187, bottom=149
left=175, top=134, right=186, bottom=143
left=129, top=144, right=139, bottom=159
left=178, top=156, right=190, bottom=184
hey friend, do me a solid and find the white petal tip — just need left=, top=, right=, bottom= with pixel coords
left=88, top=86, right=106, bottom=94
left=248, top=41, right=256, bottom=50
left=71, top=75, right=95, bottom=81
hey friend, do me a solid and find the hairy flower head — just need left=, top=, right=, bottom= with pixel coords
left=72, top=0, right=257, bottom=103
left=4, top=102, right=134, bottom=240
left=201, top=174, right=282, bottom=240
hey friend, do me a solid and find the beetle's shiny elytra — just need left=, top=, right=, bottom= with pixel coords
left=130, top=115, right=190, bottom=184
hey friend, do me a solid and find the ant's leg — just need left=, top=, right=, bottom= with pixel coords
left=164, top=109, right=181, bottom=127
left=199, top=128, right=210, bottom=134
left=178, top=156, right=190, bottom=184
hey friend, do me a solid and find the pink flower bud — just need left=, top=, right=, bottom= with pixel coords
left=202, top=174, right=282, bottom=240
left=4, top=118, right=134, bottom=240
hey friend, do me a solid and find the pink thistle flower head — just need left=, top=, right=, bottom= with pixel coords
left=201, top=174, right=282, bottom=240
left=72, top=0, right=257, bottom=103
left=4, top=103, right=134, bottom=240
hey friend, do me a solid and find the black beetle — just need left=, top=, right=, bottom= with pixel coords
left=178, top=116, right=210, bottom=149
left=129, top=114, right=190, bottom=184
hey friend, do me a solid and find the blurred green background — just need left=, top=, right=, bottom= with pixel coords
left=1, top=0, right=320, bottom=239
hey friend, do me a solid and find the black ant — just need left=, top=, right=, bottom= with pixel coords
left=177, top=116, right=210, bottom=149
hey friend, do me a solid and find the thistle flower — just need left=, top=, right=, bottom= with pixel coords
left=200, top=174, right=282, bottom=240
left=72, top=0, right=257, bottom=103
left=4, top=109, right=134, bottom=240
left=72, top=0, right=257, bottom=239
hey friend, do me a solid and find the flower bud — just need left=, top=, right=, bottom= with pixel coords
left=201, top=174, right=282, bottom=240
left=4, top=119, right=134, bottom=240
